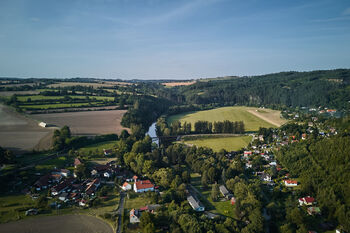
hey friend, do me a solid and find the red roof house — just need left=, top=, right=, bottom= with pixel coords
left=299, top=196, right=315, bottom=206
left=133, top=180, right=154, bottom=193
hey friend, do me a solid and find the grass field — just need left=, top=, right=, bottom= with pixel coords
left=181, top=135, right=252, bottom=152
left=78, top=141, right=117, bottom=154
left=167, top=106, right=286, bottom=131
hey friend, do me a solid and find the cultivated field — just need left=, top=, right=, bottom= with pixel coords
left=0, top=104, right=53, bottom=153
left=182, top=135, right=252, bottom=152
left=162, top=81, right=196, bottom=87
left=0, top=215, right=113, bottom=233
left=32, top=110, right=128, bottom=135
left=168, top=106, right=287, bottom=131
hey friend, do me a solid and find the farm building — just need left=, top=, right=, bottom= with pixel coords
left=38, top=122, right=47, bottom=127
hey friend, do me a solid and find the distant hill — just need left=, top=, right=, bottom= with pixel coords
left=177, top=69, right=350, bottom=109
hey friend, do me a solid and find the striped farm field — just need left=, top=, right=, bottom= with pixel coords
left=167, top=106, right=287, bottom=131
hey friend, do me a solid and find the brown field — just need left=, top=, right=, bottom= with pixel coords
left=162, top=81, right=196, bottom=87
left=0, top=215, right=113, bottom=233
left=31, top=110, right=129, bottom=135
left=0, top=104, right=53, bottom=154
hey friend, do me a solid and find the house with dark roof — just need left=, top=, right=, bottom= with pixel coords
left=51, top=177, right=75, bottom=196
left=134, top=180, right=154, bottom=193
left=34, top=174, right=51, bottom=191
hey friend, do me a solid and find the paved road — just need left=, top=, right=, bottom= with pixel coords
left=116, top=191, right=126, bottom=233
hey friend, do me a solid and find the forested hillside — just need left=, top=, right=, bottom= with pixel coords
left=277, top=129, right=350, bottom=231
left=171, top=69, right=350, bottom=109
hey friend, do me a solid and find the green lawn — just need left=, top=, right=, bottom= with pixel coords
left=124, top=194, right=153, bottom=210
left=78, top=141, right=117, bottom=154
left=167, top=106, right=277, bottom=131
left=182, top=135, right=252, bottom=152
left=0, top=194, right=36, bottom=223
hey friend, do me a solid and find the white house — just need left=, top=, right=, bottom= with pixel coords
left=121, top=182, right=132, bottom=191
left=130, top=209, right=140, bottom=223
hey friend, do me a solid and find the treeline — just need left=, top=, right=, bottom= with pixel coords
left=137, top=69, right=350, bottom=110
left=156, top=118, right=245, bottom=136
left=179, top=69, right=350, bottom=109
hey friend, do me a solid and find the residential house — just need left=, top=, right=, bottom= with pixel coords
left=58, top=192, right=68, bottom=201
left=121, top=182, right=132, bottom=191
left=261, top=173, right=272, bottom=182
left=219, top=185, right=233, bottom=200
left=51, top=177, right=74, bottom=196
left=299, top=196, right=315, bottom=206
left=134, top=180, right=154, bottom=193
left=103, top=149, right=112, bottom=156
left=284, top=180, right=298, bottom=187
left=34, top=174, right=50, bottom=191
left=60, top=169, right=70, bottom=177
left=91, top=165, right=109, bottom=177
left=187, top=195, right=205, bottom=212
left=130, top=209, right=141, bottom=223
left=74, top=158, right=82, bottom=168
left=85, top=178, right=100, bottom=196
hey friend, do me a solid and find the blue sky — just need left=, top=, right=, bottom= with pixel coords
left=0, top=0, right=349, bottom=79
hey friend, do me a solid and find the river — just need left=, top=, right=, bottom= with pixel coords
left=146, top=122, right=159, bottom=145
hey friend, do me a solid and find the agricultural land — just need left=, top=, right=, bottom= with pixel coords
left=32, top=110, right=128, bottom=136
left=181, top=135, right=253, bottom=152
left=167, top=106, right=287, bottom=131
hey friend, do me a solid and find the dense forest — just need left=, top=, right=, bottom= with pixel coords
left=276, top=124, right=350, bottom=231
left=134, top=69, right=350, bottom=112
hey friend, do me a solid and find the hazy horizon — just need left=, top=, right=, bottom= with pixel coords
left=1, top=0, right=350, bottom=80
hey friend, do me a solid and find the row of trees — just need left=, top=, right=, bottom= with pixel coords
left=156, top=118, right=245, bottom=136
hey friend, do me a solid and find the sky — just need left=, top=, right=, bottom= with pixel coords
left=0, top=0, right=349, bottom=80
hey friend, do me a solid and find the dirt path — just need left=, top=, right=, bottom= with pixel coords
left=246, top=109, right=286, bottom=127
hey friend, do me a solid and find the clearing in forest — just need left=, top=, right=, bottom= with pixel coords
left=167, top=106, right=286, bottom=131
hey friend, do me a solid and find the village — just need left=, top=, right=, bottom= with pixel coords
left=20, top=111, right=342, bottom=233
